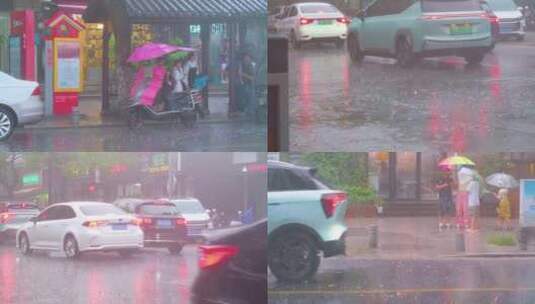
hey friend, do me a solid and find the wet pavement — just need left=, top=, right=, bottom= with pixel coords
left=289, top=33, right=535, bottom=152
left=269, top=257, right=535, bottom=304
left=0, top=243, right=198, bottom=303
left=1, top=121, right=266, bottom=152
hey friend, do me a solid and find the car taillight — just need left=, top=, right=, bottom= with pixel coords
left=176, top=218, right=186, bottom=226
left=0, top=213, right=12, bottom=224
left=142, top=218, right=152, bottom=225
left=198, top=245, right=239, bottom=269
left=82, top=220, right=109, bottom=228
left=488, top=15, right=499, bottom=24
left=131, top=218, right=142, bottom=226
left=321, top=193, right=347, bottom=218
left=31, top=86, right=41, bottom=96
left=336, top=17, right=350, bottom=24
left=300, top=18, right=314, bottom=25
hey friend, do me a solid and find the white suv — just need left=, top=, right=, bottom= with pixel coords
left=16, top=202, right=143, bottom=258
left=276, top=2, right=350, bottom=48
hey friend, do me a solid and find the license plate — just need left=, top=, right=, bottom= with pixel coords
left=450, top=23, right=472, bottom=35
left=157, top=219, right=172, bottom=228
left=112, top=224, right=127, bottom=231
left=318, top=20, right=332, bottom=25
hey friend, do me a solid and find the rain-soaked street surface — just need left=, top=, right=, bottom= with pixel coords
left=269, top=257, right=535, bottom=304
left=0, top=243, right=198, bottom=303
left=0, top=122, right=266, bottom=152
left=289, top=33, right=535, bottom=152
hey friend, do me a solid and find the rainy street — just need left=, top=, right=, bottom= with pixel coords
left=0, top=243, right=198, bottom=303
left=268, top=257, right=535, bottom=304
left=0, top=122, right=266, bottom=152
left=289, top=32, right=535, bottom=152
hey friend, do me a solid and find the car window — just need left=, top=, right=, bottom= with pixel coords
left=80, top=204, right=126, bottom=216
left=299, top=4, right=338, bottom=14
left=137, top=203, right=180, bottom=216
left=38, top=206, right=60, bottom=221
left=421, top=0, right=481, bottom=12
left=486, top=0, right=517, bottom=11
left=367, top=0, right=389, bottom=17
left=289, top=6, right=298, bottom=17
left=268, top=167, right=319, bottom=191
left=172, top=200, right=205, bottom=213
left=56, top=206, right=77, bottom=220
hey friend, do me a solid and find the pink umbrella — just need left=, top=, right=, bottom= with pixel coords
left=127, top=42, right=196, bottom=63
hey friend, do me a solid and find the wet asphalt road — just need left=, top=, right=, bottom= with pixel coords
left=289, top=34, right=535, bottom=152
left=269, top=257, right=535, bottom=304
left=0, top=243, right=198, bottom=304
left=1, top=122, right=266, bottom=152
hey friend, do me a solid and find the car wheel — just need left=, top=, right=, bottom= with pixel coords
left=464, top=53, right=485, bottom=65
left=180, top=111, right=197, bottom=128
left=396, top=36, right=415, bottom=68
left=64, top=235, right=80, bottom=259
left=0, top=108, right=15, bottom=141
left=168, top=244, right=183, bottom=255
left=268, top=231, right=320, bottom=282
left=335, top=39, right=344, bottom=49
left=127, top=107, right=143, bottom=130
left=19, top=233, right=32, bottom=255
left=516, top=35, right=525, bottom=42
left=347, top=34, right=364, bottom=63
left=290, top=31, right=301, bottom=49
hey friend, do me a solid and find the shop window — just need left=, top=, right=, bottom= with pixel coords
left=396, top=153, right=417, bottom=200
left=368, top=152, right=390, bottom=199
left=421, top=153, right=443, bottom=201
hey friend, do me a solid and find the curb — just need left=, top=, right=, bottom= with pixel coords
left=442, top=253, right=535, bottom=258
left=22, top=116, right=260, bottom=131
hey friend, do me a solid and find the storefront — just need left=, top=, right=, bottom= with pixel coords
left=83, top=0, right=266, bottom=115
left=369, top=152, right=535, bottom=215
left=0, top=1, right=12, bottom=73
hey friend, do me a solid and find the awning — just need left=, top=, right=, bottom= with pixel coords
left=84, top=0, right=266, bottom=23
left=53, top=0, right=87, bottom=15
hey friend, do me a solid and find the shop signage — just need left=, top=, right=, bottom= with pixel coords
left=520, top=179, right=535, bottom=227
left=189, top=24, right=225, bottom=35
left=22, top=173, right=40, bottom=186
left=54, top=38, right=82, bottom=92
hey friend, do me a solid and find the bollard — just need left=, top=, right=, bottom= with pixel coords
left=369, top=225, right=378, bottom=249
left=71, top=107, right=81, bottom=126
left=455, top=231, right=465, bottom=253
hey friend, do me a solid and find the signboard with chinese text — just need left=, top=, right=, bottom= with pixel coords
left=54, top=38, right=82, bottom=92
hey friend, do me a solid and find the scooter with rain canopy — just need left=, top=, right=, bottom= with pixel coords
left=124, top=42, right=205, bottom=129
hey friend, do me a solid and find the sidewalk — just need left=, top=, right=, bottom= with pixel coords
left=26, top=94, right=247, bottom=130
left=345, top=217, right=528, bottom=259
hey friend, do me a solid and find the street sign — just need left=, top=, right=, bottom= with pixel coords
left=22, top=173, right=40, bottom=186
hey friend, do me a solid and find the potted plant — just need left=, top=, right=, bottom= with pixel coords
left=345, top=186, right=381, bottom=218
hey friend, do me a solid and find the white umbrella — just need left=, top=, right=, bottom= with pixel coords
left=485, top=173, right=519, bottom=189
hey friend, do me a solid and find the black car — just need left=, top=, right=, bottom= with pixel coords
left=192, top=219, right=267, bottom=304
left=134, top=200, right=188, bottom=254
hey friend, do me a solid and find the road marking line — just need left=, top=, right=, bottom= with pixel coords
left=269, top=287, right=535, bottom=296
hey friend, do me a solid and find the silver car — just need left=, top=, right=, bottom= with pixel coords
left=0, top=71, right=44, bottom=141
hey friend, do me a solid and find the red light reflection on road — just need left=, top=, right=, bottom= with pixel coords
left=0, top=251, right=15, bottom=304
left=135, top=263, right=157, bottom=304
left=88, top=270, right=106, bottom=304
left=298, top=58, right=312, bottom=129
left=177, top=257, right=192, bottom=302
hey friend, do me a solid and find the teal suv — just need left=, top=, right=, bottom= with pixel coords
left=268, top=161, right=348, bottom=282
left=347, top=0, right=494, bottom=67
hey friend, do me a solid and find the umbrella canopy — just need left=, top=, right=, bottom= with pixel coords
left=485, top=173, right=519, bottom=189
left=127, top=43, right=196, bottom=63
left=438, top=155, right=475, bottom=170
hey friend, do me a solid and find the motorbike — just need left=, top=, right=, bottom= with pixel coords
left=127, top=76, right=208, bottom=130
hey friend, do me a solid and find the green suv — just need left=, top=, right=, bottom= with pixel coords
left=268, top=161, right=348, bottom=282
left=347, top=0, right=494, bottom=66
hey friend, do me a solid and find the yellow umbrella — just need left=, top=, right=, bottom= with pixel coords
left=438, top=155, right=475, bottom=169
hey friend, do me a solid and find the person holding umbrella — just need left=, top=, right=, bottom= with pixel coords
left=486, top=173, right=519, bottom=231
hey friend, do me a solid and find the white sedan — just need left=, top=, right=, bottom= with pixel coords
left=0, top=71, right=44, bottom=141
left=16, top=202, right=144, bottom=258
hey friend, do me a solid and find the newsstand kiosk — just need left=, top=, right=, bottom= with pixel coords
left=43, top=12, right=84, bottom=116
